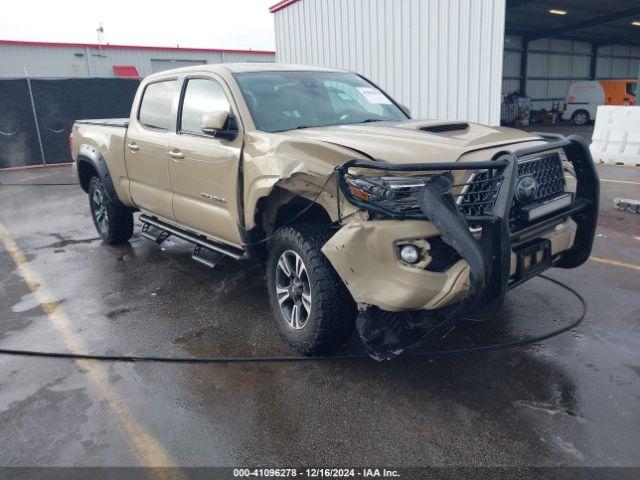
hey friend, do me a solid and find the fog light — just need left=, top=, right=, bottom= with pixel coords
left=399, top=244, right=420, bottom=264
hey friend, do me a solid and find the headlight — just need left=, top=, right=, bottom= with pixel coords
left=344, top=174, right=440, bottom=217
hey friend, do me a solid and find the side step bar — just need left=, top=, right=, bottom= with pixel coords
left=139, top=214, right=248, bottom=264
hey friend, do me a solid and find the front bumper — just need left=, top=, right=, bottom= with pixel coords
left=322, top=218, right=574, bottom=312
left=325, top=134, right=599, bottom=316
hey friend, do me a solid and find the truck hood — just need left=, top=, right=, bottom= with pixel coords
left=276, top=119, right=541, bottom=163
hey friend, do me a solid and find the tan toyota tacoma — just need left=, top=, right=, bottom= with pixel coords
left=71, top=64, right=599, bottom=359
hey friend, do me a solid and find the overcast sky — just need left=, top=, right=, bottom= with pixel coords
left=1, top=0, right=277, bottom=50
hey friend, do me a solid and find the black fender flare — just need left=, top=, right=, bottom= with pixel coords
left=76, top=144, right=125, bottom=207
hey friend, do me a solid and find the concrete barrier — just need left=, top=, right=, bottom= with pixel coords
left=590, top=106, right=640, bottom=166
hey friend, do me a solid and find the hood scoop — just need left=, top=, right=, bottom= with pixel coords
left=419, top=122, right=469, bottom=133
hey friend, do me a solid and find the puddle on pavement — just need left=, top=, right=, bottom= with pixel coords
left=10, top=291, right=59, bottom=313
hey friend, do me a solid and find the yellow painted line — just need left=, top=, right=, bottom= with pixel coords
left=0, top=221, right=183, bottom=477
left=590, top=256, right=640, bottom=272
left=565, top=177, right=640, bottom=185
left=600, top=178, right=640, bottom=186
left=596, top=162, right=640, bottom=169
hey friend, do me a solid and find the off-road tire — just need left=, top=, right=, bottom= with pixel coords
left=88, top=176, right=133, bottom=244
left=571, top=110, right=590, bottom=126
left=267, top=223, right=356, bottom=355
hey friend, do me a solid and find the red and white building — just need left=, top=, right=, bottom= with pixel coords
left=0, top=39, right=275, bottom=78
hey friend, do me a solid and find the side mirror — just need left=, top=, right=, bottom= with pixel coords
left=201, top=111, right=237, bottom=140
left=399, top=104, right=411, bottom=118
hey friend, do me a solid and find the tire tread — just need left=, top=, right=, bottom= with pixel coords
left=267, top=223, right=356, bottom=354
left=88, top=177, right=133, bottom=244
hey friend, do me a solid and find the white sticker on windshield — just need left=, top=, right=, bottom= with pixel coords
left=356, top=87, right=392, bottom=104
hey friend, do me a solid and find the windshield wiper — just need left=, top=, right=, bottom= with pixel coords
left=360, top=118, right=384, bottom=123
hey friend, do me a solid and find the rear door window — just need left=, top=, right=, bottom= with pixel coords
left=138, top=80, right=178, bottom=130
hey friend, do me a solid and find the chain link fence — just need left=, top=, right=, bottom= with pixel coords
left=0, top=72, right=140, bottom=168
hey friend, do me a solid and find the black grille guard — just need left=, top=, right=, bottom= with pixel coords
left=336, top=134, right=599, bottom=357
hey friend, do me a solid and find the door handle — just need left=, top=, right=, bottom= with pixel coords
left=127, top=143, right=139, bottom=152
left=169, top=150, right=185, bottom=160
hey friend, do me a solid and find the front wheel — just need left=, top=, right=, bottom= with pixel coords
left=571, top=110, right=590, bottom=126
left=266, top=223, right=356, bottom=355
left=88, top=176, right=133, bottom=244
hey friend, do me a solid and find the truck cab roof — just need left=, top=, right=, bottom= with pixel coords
left=144, top=62, right=346, bottom=81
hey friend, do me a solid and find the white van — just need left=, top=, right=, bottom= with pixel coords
left=563, top=80, right=637, bottom=126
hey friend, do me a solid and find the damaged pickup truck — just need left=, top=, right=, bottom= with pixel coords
left=71, top=64, right=599, bottom=359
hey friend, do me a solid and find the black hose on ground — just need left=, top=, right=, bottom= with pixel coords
left=0, top=182, right=79, bottom=186
left=0, top=182, right=588, bottom=363
left=0, top=275, right=587, bottom=364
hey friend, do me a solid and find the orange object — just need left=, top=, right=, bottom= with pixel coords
left=599, top=79, right=636, bottom=106
left=564, top=80, right=637, bottom=125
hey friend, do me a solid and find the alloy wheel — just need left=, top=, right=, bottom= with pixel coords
left=274, top=250, right=312, bottom=329
left=91, top=189, right=109, bottom=234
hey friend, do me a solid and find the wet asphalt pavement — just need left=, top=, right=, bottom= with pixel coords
left=0, top=136, right=639, bottom=470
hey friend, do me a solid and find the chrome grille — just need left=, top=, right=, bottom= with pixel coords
left=510, top=152, right=567, bottom=229
left=456, top=171, right=502, bottom=218
left=457, top=152, right=566, bottom=228
left=516, top=153, right=565, bottom=202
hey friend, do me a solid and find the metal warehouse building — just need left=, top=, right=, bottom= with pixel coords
left=271, top=0, right=640, bottom=126
left=0, top=40, right=275, bottom=168
left=0, top=39, right=275, bottom=78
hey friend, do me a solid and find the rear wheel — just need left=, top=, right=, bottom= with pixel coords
left=267, top=223, right=356, bottom=355
left=88, top=176, right=133, bottom=244
left=571, top=110, right=590, bottom=126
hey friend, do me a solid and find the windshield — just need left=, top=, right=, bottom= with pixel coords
left=234, top=71, right=407, bottom=132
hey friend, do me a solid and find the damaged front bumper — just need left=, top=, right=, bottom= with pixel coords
left=324, top=134, right=599, bottom=359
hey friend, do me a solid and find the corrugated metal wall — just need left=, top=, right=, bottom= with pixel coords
left=596, top=45, right=640, bottom=79
left=0, top=44, right=275, bottom=78
left=502, top=35, right=522, bottom=96
left=502, top=36, right=640, bottom=110
left=274, top=0, right=507, bottom=126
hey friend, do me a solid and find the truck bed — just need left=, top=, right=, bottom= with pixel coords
left=72, top=118, right=131, bottom=204
left=75, top=118, right=129, bottom=128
